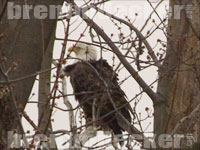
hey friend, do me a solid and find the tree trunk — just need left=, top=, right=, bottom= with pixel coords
left=156, top=0, right=200, bottom=149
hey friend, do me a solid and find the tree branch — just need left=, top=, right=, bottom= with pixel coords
left=69, top=1, right=159, bottom=104
left=90, top=5, right=161, bottom=67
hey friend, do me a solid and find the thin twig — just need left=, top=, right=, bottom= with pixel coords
left=0, top=67, right=56, bottom=84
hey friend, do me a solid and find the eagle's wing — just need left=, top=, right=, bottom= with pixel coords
left=64, top=59, right=132, bottom=135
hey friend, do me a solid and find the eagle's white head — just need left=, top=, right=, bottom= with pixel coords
left=68, top=43, right=97, bottom=61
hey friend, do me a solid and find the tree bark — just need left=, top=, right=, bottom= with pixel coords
left=156, top=0, right=200, bottom=149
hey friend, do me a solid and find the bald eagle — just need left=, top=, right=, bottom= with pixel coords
left=64, top=43, right=132, bottom=138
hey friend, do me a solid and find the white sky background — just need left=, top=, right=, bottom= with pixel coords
left=23, top=0, right=169, bottom=149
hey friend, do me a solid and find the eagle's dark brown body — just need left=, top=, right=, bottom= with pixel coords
left=64, top=59, right=131, bottom=135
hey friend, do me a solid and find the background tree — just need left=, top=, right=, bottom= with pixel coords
left=0, top=0, right=64, bottom=149
left=0, top=0, right=200, bottom=149
left=156, top=0, right=200, bottom=149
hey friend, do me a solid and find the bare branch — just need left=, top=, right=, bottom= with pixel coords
left=22, top=111, right=38, bottom=131
left=0, top=67, right=56, bottom=85
left=70, top=1, right=159, bottom=104
left=91, top=5, right=161, bottom=67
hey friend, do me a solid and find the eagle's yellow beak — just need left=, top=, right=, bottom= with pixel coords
left=67, top=45, right=76, bottom=57
left=68, top=45, right=75, bottom=53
